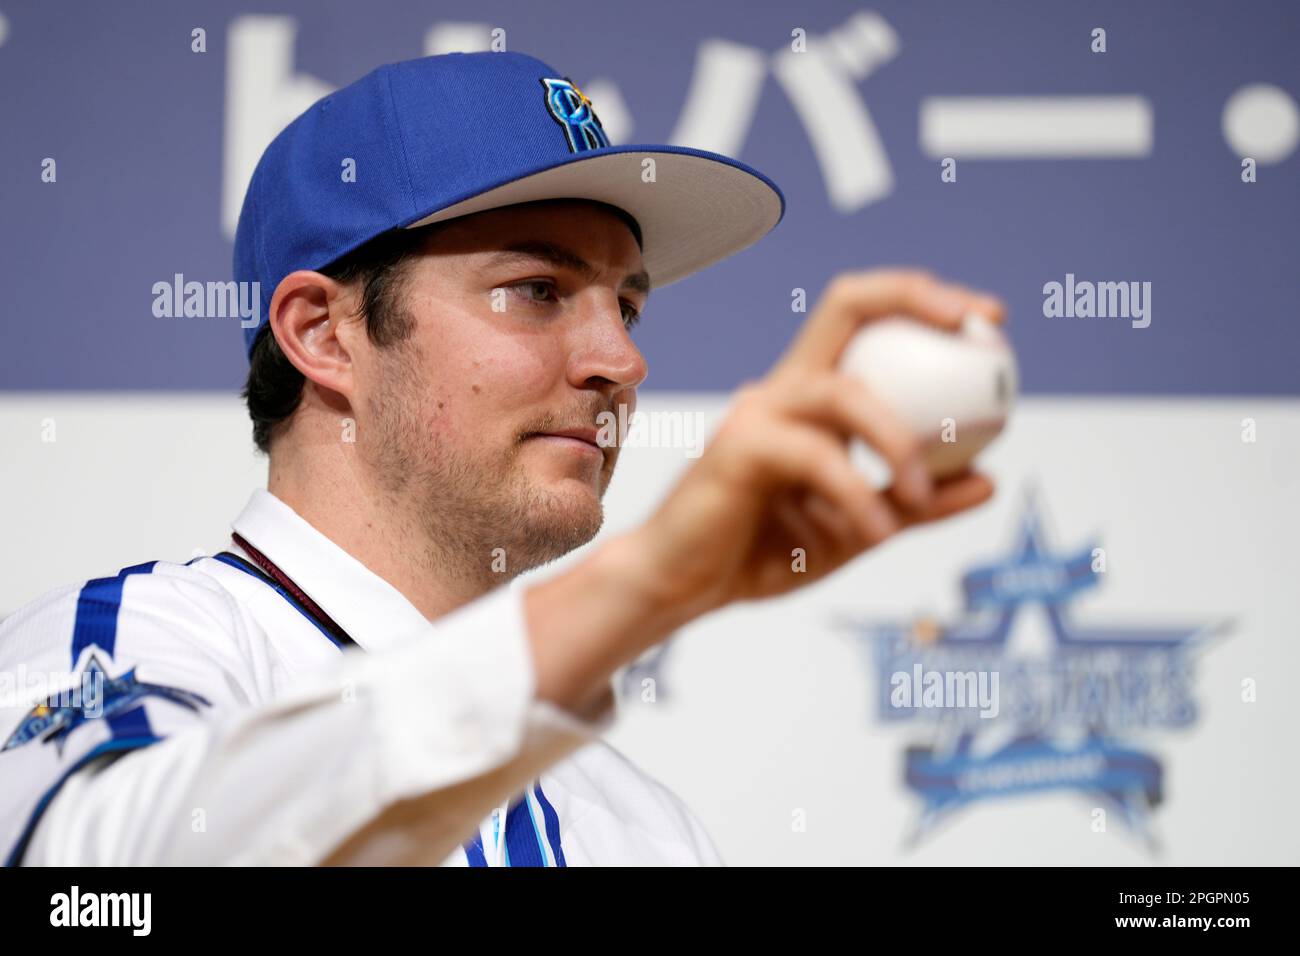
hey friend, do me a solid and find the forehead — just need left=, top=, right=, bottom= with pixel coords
left=421, top=199, right=644, bottom=267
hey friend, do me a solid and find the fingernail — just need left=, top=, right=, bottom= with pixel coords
left=898, top=459, right=933, bottom=508
left=929, top=287, right=967, bottom=321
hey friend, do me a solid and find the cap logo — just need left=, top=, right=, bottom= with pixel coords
left=540, top=77, right=610, bottom=153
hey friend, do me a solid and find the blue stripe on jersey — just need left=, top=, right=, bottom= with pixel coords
left=504, top=795, right=546, bottom=867
left=108, top=702, right=154, bottom=740
left=211, top=554, right=347, bottom=649
left=463, top=832, right=489, bottom=867
left=534, top=782, right=568, bottom=867
left=4, top=734, right=162, bottom=867
left=522, top=791, right=550, bottom=865
left=70, top=561, right=157, bottom=663
left=71, top=562, right=160, bottom=745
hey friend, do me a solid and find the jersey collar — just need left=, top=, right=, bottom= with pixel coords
left=229, top=489, right=436, bottom=654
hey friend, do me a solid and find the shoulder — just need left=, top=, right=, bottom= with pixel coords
left=3, top=557, right=245, bottom=630
left=0, top=557, right=269, bottom=705
left=0, top=557, right=272, bottom=866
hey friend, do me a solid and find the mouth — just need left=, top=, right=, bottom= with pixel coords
left=524, top=428, right=606, bottom=459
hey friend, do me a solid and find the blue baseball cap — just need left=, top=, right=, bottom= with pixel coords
left=234, top=51, right=785, bottom=358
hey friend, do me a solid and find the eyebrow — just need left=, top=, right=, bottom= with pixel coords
left=487, top=239, right=652, bottom=295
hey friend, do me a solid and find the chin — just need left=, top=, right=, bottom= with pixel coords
left=517, top=480, right=605, bottom=562
left=537, top=479, right=604, bottom=532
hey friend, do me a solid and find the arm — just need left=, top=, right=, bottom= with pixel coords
left=20, top=583, right=609, bottom=866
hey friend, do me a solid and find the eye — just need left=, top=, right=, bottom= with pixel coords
left=620, top=301, right=641, bottom=330
left=510, top=279, right=557, bottom=306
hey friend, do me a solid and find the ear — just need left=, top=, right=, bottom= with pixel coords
left=267, top=270, right=363, bottom=400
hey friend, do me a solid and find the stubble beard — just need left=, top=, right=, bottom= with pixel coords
left=365, top=340, right=612, bottom=592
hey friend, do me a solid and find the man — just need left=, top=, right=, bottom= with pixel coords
left=0, top=51, right=1002, bottom=865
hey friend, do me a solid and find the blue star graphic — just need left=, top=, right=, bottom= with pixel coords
left=851, top=488, right=1229, bottom=852
left=3, top=653, right=210, bottom=755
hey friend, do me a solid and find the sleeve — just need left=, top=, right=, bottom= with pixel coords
left=675, top=798, right=725, bottom=866
left=1, top=568, right=616, bottom=866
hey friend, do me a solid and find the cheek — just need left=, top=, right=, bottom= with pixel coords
left=405, top=348, right=557, bottom=463
left=459, top=336, right=563, bottom=414
left=406, top=295, right=567, bottom=435
left=365, top=365, right=454, bottom=452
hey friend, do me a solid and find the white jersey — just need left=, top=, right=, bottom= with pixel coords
left=0, top=489, right=720, bottom=866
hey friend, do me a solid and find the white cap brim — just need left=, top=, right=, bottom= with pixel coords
left=405, top=145, right=785, bottom=291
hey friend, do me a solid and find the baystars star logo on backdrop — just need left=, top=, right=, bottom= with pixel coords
left=847, top=489, right=1229, bottom=852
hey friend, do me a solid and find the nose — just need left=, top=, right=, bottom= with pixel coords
left=566, top=293, right=648, bottom=398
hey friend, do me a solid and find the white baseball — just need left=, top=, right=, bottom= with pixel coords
left=837, top=312, right=1018, bottom=479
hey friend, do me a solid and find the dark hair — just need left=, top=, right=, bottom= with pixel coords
left=242, top=199, right=643, bottom=454
left=242, top=227, right=430, bottom=454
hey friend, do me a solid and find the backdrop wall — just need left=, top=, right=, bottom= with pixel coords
left=2, top=0, right=1297, bottom=864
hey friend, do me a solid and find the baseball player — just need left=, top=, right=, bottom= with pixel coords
left=0, top=51, right=1003, bottom=865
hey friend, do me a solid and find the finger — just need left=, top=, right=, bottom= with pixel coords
left=900, top=472, right=996, bottom=528
left=775, top=372, right=932, bottom=510
left=944, top=283, right=1008, bottom=325
left=778, top=270, right=1002, bottom=375
left=771, top=492, right=836, bottom=570
left=801, top=491, right=861, bottom=563
left=735, top=420, right=901, bottom=545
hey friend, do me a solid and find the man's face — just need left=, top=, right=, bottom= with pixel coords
left=353, top=199, right=649, bottom=579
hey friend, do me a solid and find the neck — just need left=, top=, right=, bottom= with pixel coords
left=266, top=438, right=495, bottom=623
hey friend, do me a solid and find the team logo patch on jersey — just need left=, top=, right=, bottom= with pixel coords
left=540, top=77, right=610, bottom=153
left=2, top=653, right=210, bottom=754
